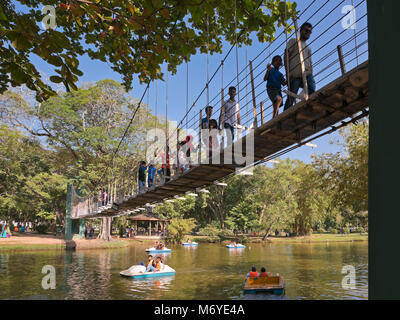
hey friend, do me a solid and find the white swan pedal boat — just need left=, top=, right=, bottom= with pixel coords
left=183, top=242, right=198, bottom=246
left=120, top=264, right=175, bottom=279
left=226, top=243, right=245, bottom=248
left=145, top=247, right=172, bottom=253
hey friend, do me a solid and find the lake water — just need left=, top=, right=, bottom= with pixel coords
left=0, top=242, right=368, bottom=300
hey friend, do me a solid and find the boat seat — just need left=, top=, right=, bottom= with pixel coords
left=248, top=276, right=280, bottom=285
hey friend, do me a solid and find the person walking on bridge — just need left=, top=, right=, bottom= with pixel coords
left=138, top=161, right=147, bottom=193
left=219, top=86, right=241, bottom=145
left=284, top=22, right=315, bottom=111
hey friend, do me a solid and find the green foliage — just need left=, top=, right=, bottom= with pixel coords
left=167, top=218, right=196, bottom=244
left=0, top=80, right=155, bottom=228
left=198, top=224, right=220, bottom=236
left=317, top=227, right=326, bottom=234
left=36, top=224, right=49, bottom=234
left=0, top=1, right=297, bottom=101
left=313, top=121, right=368, bottom=227
left=328, top=227, right=338, bottom=234
left=217, top=228, right=234, bottom=240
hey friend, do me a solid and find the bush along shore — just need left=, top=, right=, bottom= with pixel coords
left=189, top=233, right=368, bottom=244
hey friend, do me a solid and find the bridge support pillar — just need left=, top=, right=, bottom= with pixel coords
left=65, top=183, right=85, bottom=240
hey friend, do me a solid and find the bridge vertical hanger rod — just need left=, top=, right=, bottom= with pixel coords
left=107, top=180, right=110, bottom=205
left=177, top=127, right=180, bottom=177
left=114, top=177, right=118, bottom=203
left=109, top=174, right=113, bottom=203
left=221, top=60, right=225, bottom=148
left=123, top=174, right=127, bottom=199
left=121, top=174, right=124, bottom=200
left=284, top=1, right=290, bottom=94
left=260, top=101, right=265, bottom=125
left=198, top=109, right=202, bottom=165
left=234, top=0, right=240, bottom=108
left=126, top=169, right=131, bottom=198
left=245, top=46, right=248, bottom=129
left=165, top=65, right=169, bottom=184
left=206, top=14, right=210, bottom=106
left=337, top=44, right=346, bottom=75
left=249, top=60, right=258, bottom=128
left=351, top=0, right=359, bottom=65
left=293, top=18, right=309, bottom=100
left=186, top=63, right=188, bottom=129
left=135, top=167, right=138, bottom=195
left=155, top=80, right=158, bottom=132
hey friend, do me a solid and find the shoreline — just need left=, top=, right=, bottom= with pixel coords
left=0, top=233, right=368, bottom=252
left=0, top=233, right=130, bottom=252
left=191, top=233, right=368, bottom=244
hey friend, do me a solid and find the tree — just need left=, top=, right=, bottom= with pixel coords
left=292, top=162, right=330, bottom=236
left=98, top=217, right=113, bottom=241
left=0, top=124, right=67, bottom=227
left=167, top=218, right=196, bottom=244
left=1, top=80, right=155, bottom=239
left=1, top=80, right=154, bottom=189
left=0, top=0, right=297, bottom=100
left=312, top=121, right=368, bottom=229
left=205, top=184, right=227, bottom=229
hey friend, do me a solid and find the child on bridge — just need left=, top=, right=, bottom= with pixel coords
left=264, top=55, right=287, bottom=118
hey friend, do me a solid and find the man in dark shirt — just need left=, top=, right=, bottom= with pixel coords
left=138, top=161, right=147, bottom=193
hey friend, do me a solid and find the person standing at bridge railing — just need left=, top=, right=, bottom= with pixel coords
left=138, top=160, right=147, bottom=193
left=147, top=162, right=156, bottom=188
left=283, top=22, right=315, bottom=111
left=218, top=86, right=241, bottom=146
left=264, top=55, right=287, bottom=118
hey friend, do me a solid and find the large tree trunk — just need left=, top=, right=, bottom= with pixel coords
left=98, top=217, right=113, bottom=241
left=262, top=216, right=282, bottom=240
left=258, top=204, right=267, bottom=224
left=262, top=224, right=274, bottom=240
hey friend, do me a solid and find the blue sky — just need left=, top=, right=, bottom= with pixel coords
left=19, top=0, right=368, bottom=164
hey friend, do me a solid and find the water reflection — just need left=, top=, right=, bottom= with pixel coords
left=125, top=276, right=175, bottom=299
left=228, top=248, right=245, bottom=256
left=183, top=245, right=198, bottom=250
left=0, top=242, right=368, bottom=300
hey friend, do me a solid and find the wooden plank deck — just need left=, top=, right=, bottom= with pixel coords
left=81, top=61, right=368, bottom=218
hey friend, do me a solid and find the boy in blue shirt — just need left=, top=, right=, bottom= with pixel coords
left=264, top=55, right=287, bottom=118
left=147, top=163, right=156, bottom=188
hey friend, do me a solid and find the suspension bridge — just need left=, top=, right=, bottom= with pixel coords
left=68, top=0, right=369, bottom=222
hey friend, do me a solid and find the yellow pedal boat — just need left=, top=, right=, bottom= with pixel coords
left=244, top=275, right=285, bottom=295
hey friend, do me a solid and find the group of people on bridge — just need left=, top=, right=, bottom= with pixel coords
left=135, top=22, right=314, bottom=193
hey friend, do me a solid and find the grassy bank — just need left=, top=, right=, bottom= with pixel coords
left=188, top=233, right=368, bottom=244
left=0, top=243, right=67, bottom=251
left=0, top=233, right=130, bottom=252
left=265, top=233, right=368, bottom=243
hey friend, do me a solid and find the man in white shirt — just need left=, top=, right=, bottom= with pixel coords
left=283, top=22, right=316, bottom=110
left=219, top=86, right=241, bottom=145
